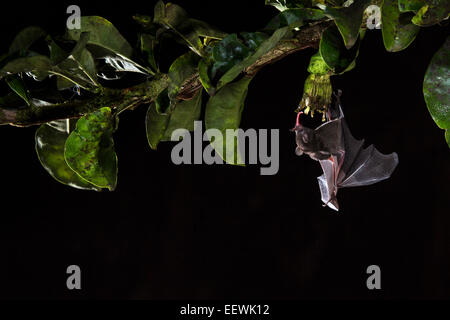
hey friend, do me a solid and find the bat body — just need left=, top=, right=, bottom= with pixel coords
left=292, top=91, right=399, bottom=211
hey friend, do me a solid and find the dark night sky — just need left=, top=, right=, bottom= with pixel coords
left=0, top=0, right=449, bottom=300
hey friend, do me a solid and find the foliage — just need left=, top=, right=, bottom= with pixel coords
left=423, top=36, right=450, bottom=147
left=0, top=0, right=448, bottom=191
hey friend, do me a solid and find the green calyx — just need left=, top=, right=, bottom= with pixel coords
left=298, top=73, right=332, bottom=120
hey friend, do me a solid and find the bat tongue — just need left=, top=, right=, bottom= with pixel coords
left=295, top=111, right=303, bottom=128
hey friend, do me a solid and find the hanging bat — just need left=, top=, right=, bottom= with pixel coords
left=291, top=90, right=399, bottom=211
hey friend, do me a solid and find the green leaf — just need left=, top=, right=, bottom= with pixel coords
left=0, top=54, right=95, bottom=89
left=48, top=38, right=69, bottom=65
left=423, top=36, right=450, bottom=148
left=154, top=1, right=227, bottom=56
left=9, top=26, right=46, bottom=55
left=307, top=51, right=331, bottom=74
left=321, top=0, right=371, bottom=49
left=66, top=16, right=133, bottom=58
left=0, top=92, right=25, bottom=109
left=398, top=0, right=425, bottom=12
left=133, top=14, right=156, bottom=32
left=162, top=90, right=203, bottom=141
left=319, top=25, right=360, bottom=73
left=212, top=35, right=250, bottom=62
left=446, top=130, right=450, bottom=147
left=265, top=0, right=314, bottom=11
left=382, top=0, right=420, bottom=52
left=57, top=32, right=99, bottom=87
left=205, top=76, right=253, bottom=165
left=145, top=89, right=171, bottom=149
left=140, top=33, right=158, bottom=71
left=146, top=86, right=202, bottom=147
left=5, top=76, right=31, bottom=106
left=198, top=59, right=215, bottom=95
left=397, top=0, right=450, bottom=25
left=265, top=8, right=325, bottom=30
left=154, top=0, right=166, bottom=23
left=240, top=32, right=269, bottom=50
left=189, top=19, right=228, bottom=41
left=64, top=107, right=118, bottom=190
left=35, top=120, right=101, bottom=191
left=211, top=34, right=251, bottom=80
left=100, top=54, right=151, bottom=75
left=0, top=55, right=52, bottom=76
left=168, top=51, right=200, bottom=100
left=145, top=104, right=169, bottom=149
left=217, top=27, right=289, bottom=90
left=411, top=1, right=450, bottom=27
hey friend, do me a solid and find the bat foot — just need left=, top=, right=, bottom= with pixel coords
left=323, top=198, right=339, bottom=211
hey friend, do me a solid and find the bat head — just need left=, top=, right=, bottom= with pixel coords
left=291, top=112, right=317, bottom=156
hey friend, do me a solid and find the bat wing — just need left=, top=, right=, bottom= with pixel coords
left=317, top=156, right=340, bottom=211
left=315, top=105, right=398, bottom=211
left=315, top=107, right=345, bottom=211
left=337, top=119, right=399, bottom=188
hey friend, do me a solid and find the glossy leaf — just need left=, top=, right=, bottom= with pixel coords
left=382, top=0, right=420, bottom=52
left=145, top=89, right=171, bottom=149
left=0, top=55, right=94, bottom=89
left=133, top=14, right=158, bottom=33
left=102, top=55, right=150, bottom=75
left=65, top=107, right=118, bottom=190
left=240, top=32, right=269, bottom=50
left=162, top=90, right=202, bottom=141
left=265, top=0, right=314, bottom=11
left=146, top=85, right=202, bottom=147
left=57, top=32, right=99, bottom=87
left=154, top=0, right=166, bottom=23
left=265, top=8, right=325, bottom=30
left=398, top=0, right=425, bottom=12
left=35, top=121, right=100, bottom=191
left=190, top=19, right=227, bottom=40
left=307, top=52, right=331, bottom=75
left=0, top=92, right=25, bottom=109
left=168, top=51, right=200, bottom=100
left=66, top=16, right=133, bottom=58
left=0, top=55, right=52, bottom=76
left=146, top=103, right=169, bottom=149
left=140, top=33, right=158, bottom=71
left=411, top=1, right=450, bottom=27
left=319, top=25, right=360, bottom=74
left=48, top=38, right=69, bottom=65
left=423, top=36, right=450, bottom=147
left=5, top=76, right=31, bottom=106
left=217, top=27, right=289, bottom=90
left=198, top=59, right=215, bottom=95
left=153, top=1, right=226, bottom=56
left=211, top=34, right=251, bottom=80
left=9, top=26, right=46, bottom=54
left=320, top=0, right=371, bottom=49
left=205, top=76, right=253, bottom=165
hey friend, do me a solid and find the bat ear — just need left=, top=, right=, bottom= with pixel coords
left=333, top=89, right=342, bottom=98
left=295, top=147, right=304, bottom=156
left=301, top=133, right=311, bottom=144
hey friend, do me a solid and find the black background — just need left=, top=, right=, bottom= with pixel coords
left=0, top=0, right=449, bottom=300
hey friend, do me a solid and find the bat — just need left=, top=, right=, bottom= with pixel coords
left=291, top=90, right=399, bottom=211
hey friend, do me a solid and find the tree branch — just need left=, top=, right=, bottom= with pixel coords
left=0, top=21, right=330, bottom=127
